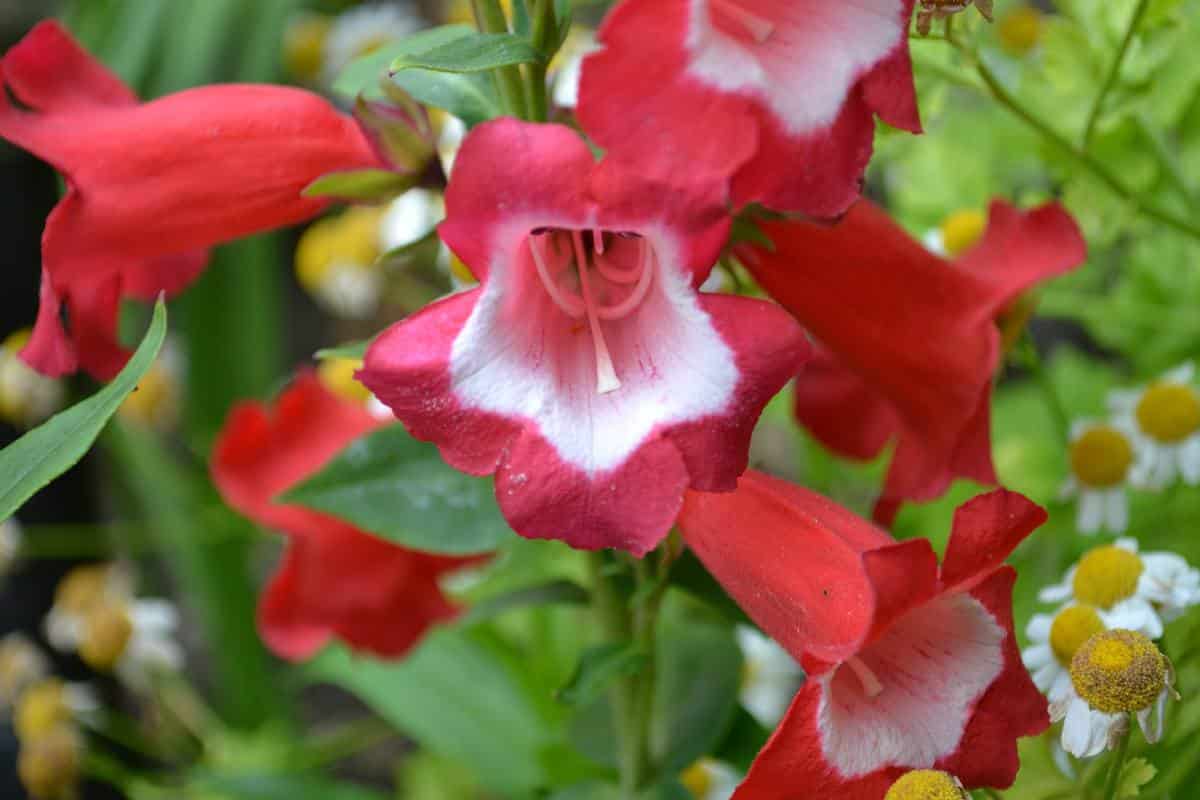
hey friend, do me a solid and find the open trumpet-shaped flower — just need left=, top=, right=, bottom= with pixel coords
left=577, top=0, right=920, bottom=216
left=359, top=119, right=807, bottom=555
left=679, top=474, right=1049, bottom=797
left=747, top=199, right=1086, bottom=524
left=212, top=373, right=480, bottom=660
left=0, top=22, right=384, bottom=379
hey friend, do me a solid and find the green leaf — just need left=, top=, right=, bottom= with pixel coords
left=190, top=773, right=388, bottom=800
left=314, top=340, right=372, bottom=362
left=301, top=169, right=416, bottom=201
left=390, top=32, right=544, bottom=74
left=557, top=643, right=648, bottom=707
left=334, top=25, right=477, bottom=99
left=1116, top=757, right=1157, bottom=798
left=0, top=297, right=167, bottom=521
left=307, top=631, right=555, bottom=795
left=282, top=425, right=512, bottom=555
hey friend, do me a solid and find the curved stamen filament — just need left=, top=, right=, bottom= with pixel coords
left=844, top=656, right=884, bottom=698
left=598, top=240, right=655, bottom=320
left=593, top=228, right=605, bottom=255
left=711, top=0, right=775, bottom=43
left=530, top=234, right=585, bottom=318
left=594, top=250, right=642, bottom=284
left=572, top=230, right=621, bottom=394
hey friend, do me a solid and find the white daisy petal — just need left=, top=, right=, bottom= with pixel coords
left=1077, top=489, right=1104, bottom=534
left=1103, top=488, right=1128, bottom=533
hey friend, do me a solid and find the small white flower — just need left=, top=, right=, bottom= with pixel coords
left=1058, top=418, right=1137, bottom=535
left=1022, top=604, right=1105, bottom=713
left=380, top=188, right=444, bottom=252
left=116, top=600, right=184, bottom=690
left=296, top=206, right=387, bottom=320
left=321, top=2, right=423, bottom=84
left=1038, top=538, right=1200, bottom=639
left=550, top=29, right=598, bottom=110
left=679, top=758, right=741, bottom=800
left=0, top=633, right=49, bottom=709
left=0, top=330, right=64, bottom=428
left=735, top=625, right=803, bottom=728
left=1109, top=362, right=1200, bottom=489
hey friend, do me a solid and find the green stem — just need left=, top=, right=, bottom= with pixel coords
left=472, top=0, right=530, bottom=119
left=1019, top=333, right=1070, bottom=443
left=1133, top=114, right=1198, bottom=211
left=948, top=39, right=1200, bottom=244
left=524, top=0, right=553, bottom=121
left=300, top=717, right=398, bottom=768
left=1102, top=719, right=1133, bottom=800
left=1082, top=0, right=1150, bottom=149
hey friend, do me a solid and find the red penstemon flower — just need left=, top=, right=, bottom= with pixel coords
left=212, top=373, right=480, bottom=661
left=358, top=118, right=808, bottom=556
left=0, top=22, right=385, bottom=380
left=679, top=472, right=1050, bottom=798
left=577, top=0, right=920, bottom=216
left=739, top=199, right=1087, bottom=525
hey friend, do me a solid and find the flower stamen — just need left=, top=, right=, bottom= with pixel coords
left=844, top=655, right=884, bottom=698
left=710, top=0, right=775, bottom=43
left=597, top=241, right=655, bottom=320
left=573, top=230, right=622, bottom=394
left=530, top=234, right=585, bottom=319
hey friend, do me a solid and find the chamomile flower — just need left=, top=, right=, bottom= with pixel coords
left=118, top=337, right=184, bottom=432
left=1109, top=362, right=1200, bottom=488
left=13, top=679, right=96, bottom=742
left=0, top=634, right=49, bottom=710
left=1023, top=603, right=1107, bottom=710
left=0, top=329, right=65, bottom=428
left=18, top=722, right=82, bottom=800
left=1057, top=629, right=1176, bottom=757
left=283, top=12, right=334, bottom=84
left=923, top=208, right=986, bottom=258
left=321, top=3, right=423, bottom=84
left=317, top=356, right=393, bottom=420
left=885, top=770, right=969, bottom=800
left=735, top=625, right=803, bottom=728
left=996, top=4, right=1043, bottom=56
left=1059, top=419, right=1137, bottom=534
left=1, top=516, right=21, bottom=576
left=1039, top=539, right=1200, bottom=639
left=296, top=206, right=387, bottom=319
left=679, top=758, right=741, bottom=800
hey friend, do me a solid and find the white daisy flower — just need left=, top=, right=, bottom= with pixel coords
left=0, top=329, right=65, bottom=428
left=0, top=633, right=49, bottom=710
left=679, top=758, right=741, bottom=800
left=296, top=206, right=387, bottom=320
left=44, top=563, right=134, bottom=653
left=1058, top=419, right=1137, bottom=535
left=735, top=625, right=802, bottom=729
left=321, top=2, right=423, bottom=84
left=1109, top=362, right=1200, bottom=489
left=1057, top=629, right=1176, bottom=758
left=0, top=517, right=21, bottom=576
left=1022, top=603, right=1107, bottom=714
left=1039, top=538, right=1200, bottom=640
left=923, top=208, right=986, bottom=259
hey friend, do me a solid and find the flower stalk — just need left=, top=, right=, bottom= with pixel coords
left=1082, top=0, right=1150, bottom=149
left=525, top=0, right=554, bottom=122
left=472, top=0, right=529, bottom=119
left=1101, top=719, right=1133, bottom=800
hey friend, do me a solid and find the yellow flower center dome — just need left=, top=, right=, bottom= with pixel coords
left=885, top=769, right=969, bottom=800
left=1068, top=425, right=1134, bottom=488
left=1070, top=629, right=1166, bottom=713
left=1049, top=604, right=1106, bottom=666
left=1072, top=545, right=1143, bottom=609
left=938, top=209, right=987, bottom=257
left=1136, top=381, right=1200, bottom=444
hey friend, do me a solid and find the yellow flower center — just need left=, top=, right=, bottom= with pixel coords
left=1069, top=425, right=1134, bottom=487
left=997, top=5, right=1043, bottom=55
left=939, top=209, right=987, bottom=257
left=1072, top=545, right=1143, bottom=609
left=284, top=14, right=333, bottom=83
left=119, top=359, right=177, bottom=429
left=0, top=637, right=46, bottom=705
left=317, top=358, right=372, bottom=405
left=1049, top=605, right=1106, bottom=666
left=295, top=206, right=384, bottom=292
left=884, top=769, right=969, bottom=800
left=1070, top=629, right=1166, bottom=713
left=1135, top=381, right=1200, bottom=443
left=680, top=759, right=716, bottom=798
left=79, top=603, right=134, bottom=672
left=15, top=680, right=71, bottom=742
left=54, top=564, right=114, bottom=615
left=18, top=724, right=81, bottom=800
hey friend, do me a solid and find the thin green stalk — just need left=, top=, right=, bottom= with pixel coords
left=524, top=0, right=553, bottom=121
left=1082, top=0, right=1150, bottom=149
left=1133, top=114, right=1198, bottom=211
left=472, top=0, right=530, bottom=119
left=1102, top=720, right=1133, bottom=800
left=299, top=717, right=398, bottom=768
left=1019, top=333, right=1070, bottom=444
left=945, top=36, right=1200, bottom=244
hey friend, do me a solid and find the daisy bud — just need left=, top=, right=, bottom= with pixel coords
left=17, top=724, right=82, bottom=800
left=1069, top=629, right=1167, bottom=715
left=78, top=603, right=134, bottom=672
left=14, top=680, right=72, bottom=742
left=885, top=770, right=969, bottom=800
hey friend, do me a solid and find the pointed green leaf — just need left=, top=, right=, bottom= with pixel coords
left=389, top=32, right=543, bottom=74
left=0, top=298, right=167, bottom=521
left=314, top=340, right=372, bottom=362
left=301, top=169, right=416, bottom=201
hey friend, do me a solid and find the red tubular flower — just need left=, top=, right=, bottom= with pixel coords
left=0, top=22, right=384, bottom=379
left=679, top=472, right=1050, bottom=798
left=739, top=199, right=1086, bottom=525
left=358, top=119, right=807, bottom=556
left=577, top=0, right=919, bottom=216
left=212, top=373, right=479, bottom=661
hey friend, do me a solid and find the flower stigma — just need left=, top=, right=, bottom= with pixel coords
left=1069, top=425, right=1134, bottom=488
left=884, top=769, right=969, bottom=800
left=709, top=0, right=776, bottom=43
left=1049, top=604, right=1106, bottom=666
left=1072, top=545, right=1143, bottom=609
left=529, top=229, right=657, bottom=395
left=844, top=655, right=884, bottom=698
left=1069, top=629, right=1166, bottom=714
left=1136, top=381, right=1200, bottom=444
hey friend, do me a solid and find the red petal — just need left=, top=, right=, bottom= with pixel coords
left=792, top=348, right=898, bottom=462
left=939, top=489, right=1047, bottom=590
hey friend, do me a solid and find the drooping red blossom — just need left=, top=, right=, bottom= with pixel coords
left=577, top=0, right=920, bottom=217
left=212, top=373, right=480, bottom=661
left=0, top=22, right=384, bottom=379
left=358, top=118, right=808, bottom=556
left=739, top=199, right=1086, bottom=525
left=679, top=473, right=1050, bottom=798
